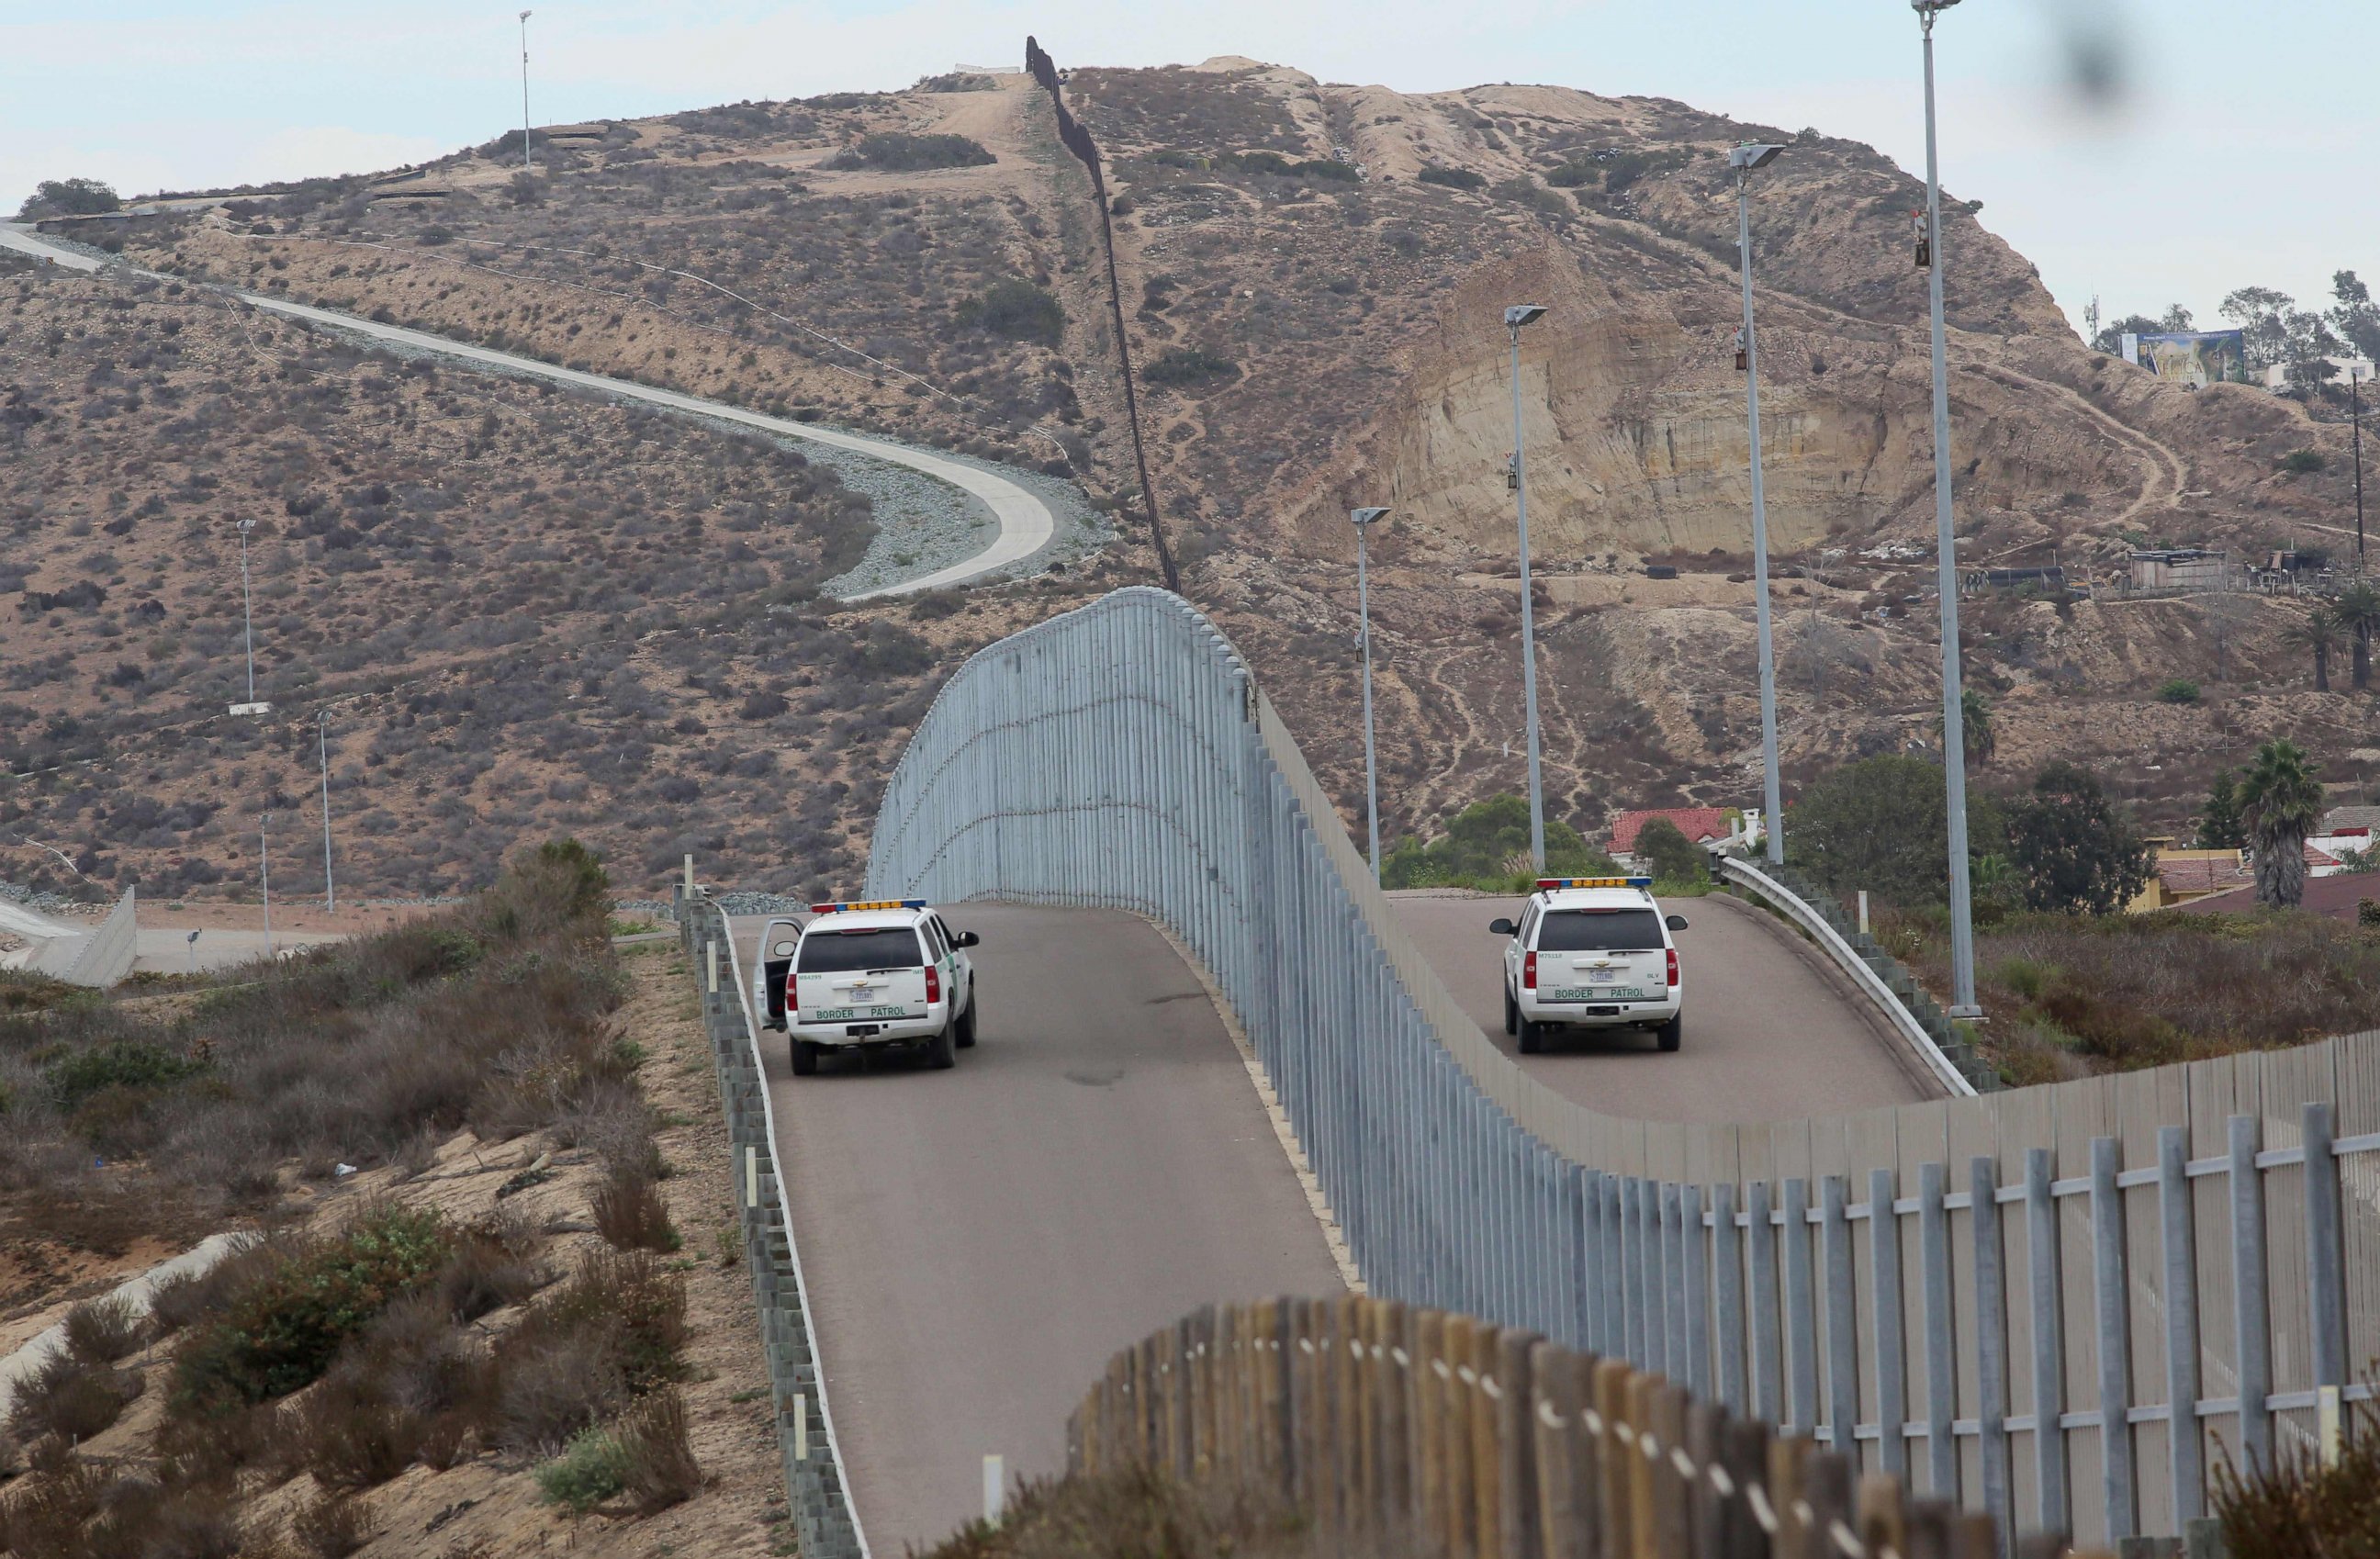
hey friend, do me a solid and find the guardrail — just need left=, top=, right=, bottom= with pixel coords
left=865, top=587, right=2376, bottom=1550
left=1714, top=857, right=1991, bottom=1095
left=1066, top=1296, right=2196, bottom=1559
left=675, top=888, right=868, bottom=1559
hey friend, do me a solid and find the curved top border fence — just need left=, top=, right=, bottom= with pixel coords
left=865, top=586, right=2377, bottom=1548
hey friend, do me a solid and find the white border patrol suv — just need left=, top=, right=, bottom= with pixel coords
left=757, top=899, right=978, bottom=1076
left=1488, top=877, right=1690, bottom=1055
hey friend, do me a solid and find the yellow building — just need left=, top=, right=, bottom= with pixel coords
left=2127, top=840, right=2251, bottom=914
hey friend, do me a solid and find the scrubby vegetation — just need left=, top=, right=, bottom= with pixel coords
left=921, top=1461, right=1317, bottom=1559
left=1877, top=905, right=2380, bottom=1083
left=1380, top=792, right=1620, bottom=892
left=824, top=131, right=995, bottom=172
left=2211, top=1377, right=2380, bottom=1556
left=0, top=839, right=728, bottom=1554
left=0, top=839, right=634, bottom=1252
left=0, top=269, right=985, bottom=899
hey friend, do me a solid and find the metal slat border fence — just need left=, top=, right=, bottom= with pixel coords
left=676, top=889, right=868, bottom=1559
left=864, top=587, right=2379, bottom=1548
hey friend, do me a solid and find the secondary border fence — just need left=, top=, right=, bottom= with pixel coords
left=28, top=884, right=137, bottom=988
left=866, top=588, right=2378, bottom=1551
left=1072, top=1295, right=2060, bottom=1559
left=676, top=888, right=868, bottom=1559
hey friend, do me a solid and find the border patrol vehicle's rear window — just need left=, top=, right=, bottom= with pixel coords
left=797, top=928, right=926, bottom=973
left=1538, top=909, right=1663, bottom=953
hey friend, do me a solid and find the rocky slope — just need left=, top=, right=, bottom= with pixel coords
left=9, top=57, right=2372, bottom=893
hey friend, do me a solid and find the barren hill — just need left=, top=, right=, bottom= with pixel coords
left=7, top=56, right=2374, bottom=897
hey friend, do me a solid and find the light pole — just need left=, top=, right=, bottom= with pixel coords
left=2352, top=365, right=2365, bottom=566
left=1504, top=303, right=1551, bottom=871
left=237, top=517, right=258, bottom=704
left=259, top=813, right=274, bottom=960
left=519, top=11, right=535, bottom=174
left=1352, top=506, right=1392, bottom=883
left=1915, top=0, right=1980, bottom=1017
left=1732, top=141, right=1788, bottom=867
left=319, top=712, right=335, bottom=913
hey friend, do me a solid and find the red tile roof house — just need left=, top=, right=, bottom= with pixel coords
left=2187, top=865, right=2380, bottom=924
left=1608, top=807, right=1732, bottom=869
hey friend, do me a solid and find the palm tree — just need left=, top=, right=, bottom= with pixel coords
left=2331, top=583, right=2380, bottom=690
left=1935, top=686, right=1996, bottom=767
left=2238, top=738, right=2324, bottom=909
left=2289, top=606, right=2345, bottom=692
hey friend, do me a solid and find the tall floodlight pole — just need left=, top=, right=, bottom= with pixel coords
left=2353, top=365, right=2366, bottom=566
left=319, top=712, right=335, bottom=913
left=1504, top=304, right=1551, bottom=870
left=237, top=517, right=258, bottom=704
left=519, top=11, right=535, bottom=174
left=1732, top=142, right=1788, bottom=866
left=1916, top=0, right=1980, bottom=1017
left=260, top=813, right=274, bottom=960
left=1352, top=507, right=1392, bottom=883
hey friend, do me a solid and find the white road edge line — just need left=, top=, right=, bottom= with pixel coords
left=1149, top=918, right=1364, bottom=1295
left=0, top=225, right=1056, bottom=601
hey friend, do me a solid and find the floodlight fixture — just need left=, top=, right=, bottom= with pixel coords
left=1350, top=506, right=1390, bottom=526
left=1729, top=142, right=1785, bottom=171
left=1503, top=304, right=1547, bottom=331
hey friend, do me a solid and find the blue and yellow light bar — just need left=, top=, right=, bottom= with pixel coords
left=808, top=899, right=928, bottom=914
left=1535, top=877, right=1653, bottom=891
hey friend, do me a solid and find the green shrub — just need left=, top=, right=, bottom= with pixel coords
left=1544, top=160, right=1597, bottom=188
left=1600, top=149, right=1687, bottom=194
left=171, top=1206, right=453, bottom=1411
left=1417, top=164, right=1486, bottom=190
left=1143, top=347, right=1238, bottom=387
left=17, top=177, right=119, bottom=219
left=2282, top=449, right=2327, bottom=475
left=44, top=1039, right=207, bottom=1112
left=823, top=132, right=994, bottom=172
left=537, top=1426, right=631, bottom=1512
left=2155, top=678, right=2201, bottom=704
left=1380, top=793, right=1618, bottom=891
left=1494, top=177, right=1571, bottom=219
left=1633, top=818, right=1707, bottom=883
left=958, top=279, right=1064, bottom=346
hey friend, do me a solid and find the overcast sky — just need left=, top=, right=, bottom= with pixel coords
left=6, top=2, right=2374, bottom=341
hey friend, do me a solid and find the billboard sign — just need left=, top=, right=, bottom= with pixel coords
left=2130, top=330, right=2249, bottom=388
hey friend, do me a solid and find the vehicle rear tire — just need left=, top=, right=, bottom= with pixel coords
left=924, top=1018, right=957, bottom=1071
left=1517, top=1018, right=1544, bottom=1056
left=955, top=998, right=978, bottom=1049
left=791, top=1039, right=821, bottom=1076
left=1655, top=1015, right=1683, bottom=1053
left=1503, top=989, right=1518, bottom=1037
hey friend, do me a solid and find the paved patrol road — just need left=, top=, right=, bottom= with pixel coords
left=0, top=224, right=1051, bottom=600
left=1386, top=890, right=1939, bottom=1122
left=731, top=905, right=1342, bottom=1555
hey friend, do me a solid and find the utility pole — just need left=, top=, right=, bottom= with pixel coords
left=319, top=712, right=335, bottom=913
left=519, top=11, right=535, bottom=174
left=1732, top=142, right=1788, bottom=866
left=2353, top=365, right=2366, bottom=566
left=1352, top=508, right=1391, bottom=883
left=260, top=813, right=274, bottom=960
left=239, top=518, right=257, bottom=703
left=1504, top=304, right=1550, bottom=871
left=1915, top=0, right=1980, bottom=1018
